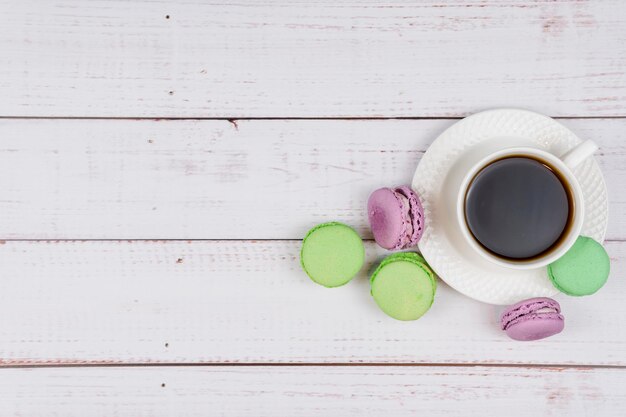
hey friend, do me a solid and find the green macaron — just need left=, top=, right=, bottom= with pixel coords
left=300, top=222, right=365, bottom=288
left=548, top=236, right=610, bottom=296
left=370, top=252, right=437, bottom=321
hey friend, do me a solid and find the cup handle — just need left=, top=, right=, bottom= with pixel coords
left=560, top=139, right=598, bottom=170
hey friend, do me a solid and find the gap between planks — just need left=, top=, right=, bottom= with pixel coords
left=1, top=239, right=625, bottom=242
left=2, top=362, right=626, bottom=370
left=1, top=116, right=626, bottom=121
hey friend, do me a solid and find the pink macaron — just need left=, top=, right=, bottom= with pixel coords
left=500, top=297, right=564, bottom=341
left=367, top=186, right=425, bottom=250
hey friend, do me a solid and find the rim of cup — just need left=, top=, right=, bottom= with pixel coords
left=456, top=147, right=585, bottom=270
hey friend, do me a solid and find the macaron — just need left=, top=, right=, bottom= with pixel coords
left=370, top=252, right=436, bottom=321
left=500, top=297, right=564, bottom=341
left=548, top=236, right=610, bottom=296
left=367, top=186, right=425, bottom=250
left=300, top=222, right=365, bottom=288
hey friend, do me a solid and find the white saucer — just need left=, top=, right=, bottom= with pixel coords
left=413, top=109, right=608, bottom=305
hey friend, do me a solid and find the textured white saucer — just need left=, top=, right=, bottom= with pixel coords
left=413, top=109, right=608, bottom=305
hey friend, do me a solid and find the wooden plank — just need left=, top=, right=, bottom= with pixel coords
left=0, top=239, right=624, bottom=366
left=1, top=365, right=625, bottom=416
left=0, top=118, right=623, bottom=239
left=2, top=1, right=626, bottom=118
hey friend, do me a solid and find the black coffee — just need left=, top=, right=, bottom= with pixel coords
left=464, top=157, right=572, bottom=260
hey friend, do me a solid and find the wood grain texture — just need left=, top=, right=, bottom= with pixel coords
left=1, top=366, right=625, bottom=416
left=2, top=0, right=626, bottom=413
left=0, top=240, right=624, bottom=366
left=2, top=1, right=626, bottom=117
left=0, top=118, right=623, bottom=240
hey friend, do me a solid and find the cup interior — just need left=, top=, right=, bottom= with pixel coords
left=457, top=147, right=584, bottom=270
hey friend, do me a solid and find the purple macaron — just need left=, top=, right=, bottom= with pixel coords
left=500, top=297, right=564, bottom=341
left=367, top=186, right=424, bottom=250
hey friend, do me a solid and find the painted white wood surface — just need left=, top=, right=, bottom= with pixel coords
left=0, top=118, right=624, bottom=240
left=2, top=1, right=626, bottom=118
left=1, top=366, right=625, bottom=416
left=0, top=240, right=623, bottom=366
left=2, top=0, right=626, bottom=414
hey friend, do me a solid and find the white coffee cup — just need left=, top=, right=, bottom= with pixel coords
left=456, top=140, right=598, bottom=270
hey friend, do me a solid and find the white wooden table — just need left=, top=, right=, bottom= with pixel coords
left=1, top=1, right=625, bottom=415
